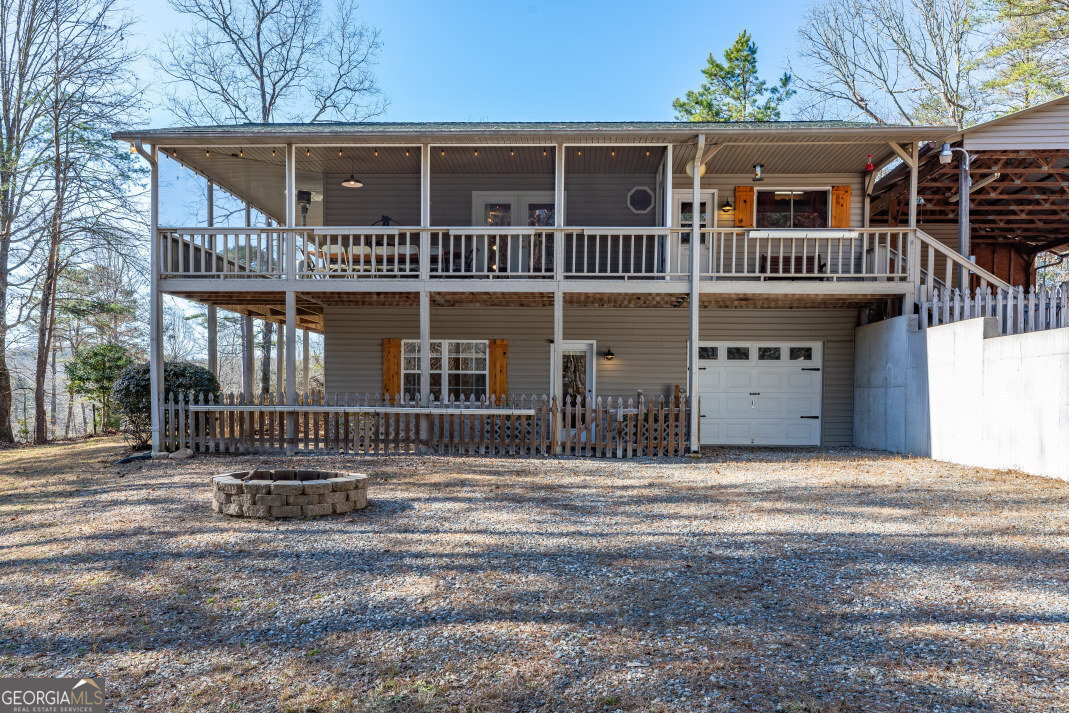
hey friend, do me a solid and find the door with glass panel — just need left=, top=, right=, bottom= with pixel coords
left=560, top=340, right=595, bottom=430
left=673, top=190, right=715, bottom=276
left=473, top=192, right=556, bottom=274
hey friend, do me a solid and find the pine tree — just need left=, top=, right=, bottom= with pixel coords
left=673, top=31, right=794, bottom=122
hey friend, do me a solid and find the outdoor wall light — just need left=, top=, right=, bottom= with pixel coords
left=939, top=142, right=954, bottom=164
left=685, top=161, right=707, bottom=177
left=720, top=199, right=733, bottom=212
left=753, top=164, right=764, bottom=181
left=603, top=348, right=615, bottom=361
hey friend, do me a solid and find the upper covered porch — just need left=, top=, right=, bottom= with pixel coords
left=118, top=121, right=962, bottom=291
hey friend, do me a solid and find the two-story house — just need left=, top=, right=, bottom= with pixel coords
left=115, top=121, right=1013, bottom=456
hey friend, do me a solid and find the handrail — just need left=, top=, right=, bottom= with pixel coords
left=914, top=229, right=1012, bottom=291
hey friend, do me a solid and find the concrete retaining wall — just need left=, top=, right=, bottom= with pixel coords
left=855, top=316, right=1069, bottom=480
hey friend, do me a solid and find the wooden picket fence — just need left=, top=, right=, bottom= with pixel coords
left=163, top=391, right=692, bottom=458
left=921, top=283, right=1069, bottom=336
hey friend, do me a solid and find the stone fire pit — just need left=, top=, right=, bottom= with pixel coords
left=211, top=469, right=368, bottom=519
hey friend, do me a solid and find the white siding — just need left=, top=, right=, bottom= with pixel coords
left=323, top=305, right=859, bottom=446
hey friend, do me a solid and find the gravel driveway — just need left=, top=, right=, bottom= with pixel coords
left=1, top=439, right=1068, bottom=712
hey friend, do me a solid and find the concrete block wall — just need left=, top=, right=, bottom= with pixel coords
left=854, top=316, right=1069, bottom=480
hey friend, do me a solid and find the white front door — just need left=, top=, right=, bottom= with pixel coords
left=697, top=342, right=823, bottom=446
left=673, top=190, right=715, bottom=274
left=560, top=340, right=595, bottom=406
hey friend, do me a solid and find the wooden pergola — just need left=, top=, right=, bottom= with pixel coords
left=870, top=143, right=1069, bottom=288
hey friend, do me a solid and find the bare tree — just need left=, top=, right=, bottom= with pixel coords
left=158, top=0, right=385, bottom=124
left=31, top=0, right=140, bottom=443
left=0, top=0, right=57, bottom=442
left=792, top=0, right=986, bottom=128
left=158, top=0, right=385, bottom=397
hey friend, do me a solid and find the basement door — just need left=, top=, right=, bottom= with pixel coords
left=696, top=342, right=823, bottom=446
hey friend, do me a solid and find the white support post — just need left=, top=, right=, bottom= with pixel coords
left=554, top=143, right=565, bottom=282
left=689, top=135, right=704, bottom=453
left=552, top=289, right=563, bottom=399
left=664, top=144, right=673, bottom=273
left=420, top=291, right=430, bottom=406
left=136, top=140, right=162, bottom=453
left=905, top=143, right=919, bottom=315
left=302, top=329, right=310, bottom=394
left=285, top=144, right=296, bottom=281
left=276, top=323, right=285, bottom=396
left=420, top=144, right=431, bottom=282
left=206, top=181, right=217, bottom=376
left=284, top=293, right=296, bottom=453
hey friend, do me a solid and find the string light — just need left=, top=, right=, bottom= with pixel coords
left=206, top=148, right=210, bottom=157
left=238, top=148, right=244, bottom=157
left=338, top=148, right=343, bottom=157
left=611, top=149, right=616, bottom=157
left=646, top=150, right=650, bottom=157
left=510, top=148, right=514, bottom=156
left=441, top=149, right=445, bottom=156
left=271, top=149, right=276, bottom=157
left=172, top=149, right=177, bottom=157
left=577, top=149, right=581, bottom=157
left=474, top=149, right=478, bottom=157
left=543, top=149, right=547, bottom=157
left=405, top=149, right=410, bottom=157
left=306, top=148, right=310, bottom=157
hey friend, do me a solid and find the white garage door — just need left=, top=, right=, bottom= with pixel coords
left=697, top=342, right=823, bottom=446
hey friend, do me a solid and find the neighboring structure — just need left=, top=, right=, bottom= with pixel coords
left=116, top=119, right=1025, bottom=456
left=870, top=94, right=1069, bottom=288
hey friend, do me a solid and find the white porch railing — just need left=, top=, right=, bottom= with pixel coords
left=922, top=284, right=1069, bottom=336
left=428, top=228, right=555, bottom=277
left=159, top=227, right=293, bottom=278
left=158, top=226, right=1013, bottom=292
left=299, top=227, right=422, bottom=277
left=696, top=228, right=916, bottom=280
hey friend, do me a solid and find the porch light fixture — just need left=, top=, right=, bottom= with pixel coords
left=720, top=199, right=733, bottom=213
left=603, top=348, right=615, bottom=361
left=238, top=148, right=244, bottom=157
left=753, top=164, right=764, bottom=181
left=685, top=161, right=707, bottom=178
left=341, top=174, right=363, bottom=188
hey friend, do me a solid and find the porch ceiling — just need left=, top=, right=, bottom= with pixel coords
left=164, top=289, right=896, bottom=322
left=871, top=144, right=1069, bottom=254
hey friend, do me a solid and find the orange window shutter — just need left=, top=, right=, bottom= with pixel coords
left=488, top=339, right=508, bottom=402
left=734, top=185, right=755, bottom=228
left=831, top=185, right=852, bottom=228
left=382, top=338, right=401, bottom=403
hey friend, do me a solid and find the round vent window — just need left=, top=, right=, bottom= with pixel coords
left=626, top=186, right=655, bottom=214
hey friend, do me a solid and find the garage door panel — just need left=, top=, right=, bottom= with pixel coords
left=698, top=342, right=823, bottom=446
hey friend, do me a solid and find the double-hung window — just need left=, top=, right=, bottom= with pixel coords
left=402, top=340, right=489, bottom=400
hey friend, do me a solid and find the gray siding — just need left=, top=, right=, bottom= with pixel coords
left=963, top=98, right=1069, bottom=151
left=324, top=174, right=420, bottom=226
left=431, top=175, right=552, bottom=225
left=324, top=305, right=858, bottom=446
left=565, top=174, right=658, bottom=227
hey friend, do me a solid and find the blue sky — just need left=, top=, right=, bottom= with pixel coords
left=133, top=0, right=809, bottom=126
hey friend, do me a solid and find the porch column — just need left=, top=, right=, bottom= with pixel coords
left=907, top=142, right=919, bottom=314
left=302, top=328, right=310, bottom=394
left=689, top=135, right=704, bottom=453
left=285, top=293, right=297, bottom=453
left=242, top=315, right=254, bottom=398
left=206, top=181, right=217, bottom=375
left=136, top=140, right=162, bottom=453
left=419, top=291, right=430, bottom=407
left=553, top=143, right=564, bottom=281
left=664, top=144, right=673, bottom=272
left=552, top=288, right=563, bottom=454
left=276, top=321, right=284, bottom=395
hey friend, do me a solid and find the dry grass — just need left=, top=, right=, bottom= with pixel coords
left=1, top=439, right=1068, bottom=712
